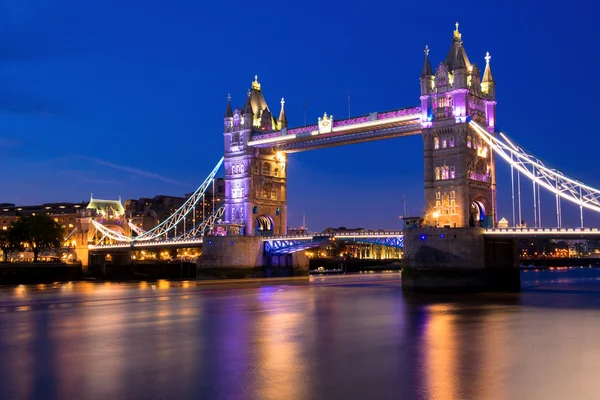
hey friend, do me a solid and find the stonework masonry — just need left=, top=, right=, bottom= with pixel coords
left=402, top=227, right=520, bottom=292
left=197, top=236, right=265, bottom=268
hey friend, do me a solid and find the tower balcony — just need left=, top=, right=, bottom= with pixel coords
left=434, top=106, right=451, bottom=120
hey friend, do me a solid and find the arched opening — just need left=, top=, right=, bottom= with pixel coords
left=469, top=200, right=486, bottom=227
left=262, top=162, right=271, bottom=176
left=255, top=215, right=274, bottom=236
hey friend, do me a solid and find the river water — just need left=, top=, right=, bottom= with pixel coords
left=1, top=269, right=600, bottom=399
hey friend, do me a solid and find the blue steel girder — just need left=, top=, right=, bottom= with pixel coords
left=264, top=238, right=325, bottom=255
left=350, top=236, right=404, bottom=248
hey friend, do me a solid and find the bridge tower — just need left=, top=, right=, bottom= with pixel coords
left=420, top=23, right=497, bottom=228
left=222, top=76, right=288, bottom=236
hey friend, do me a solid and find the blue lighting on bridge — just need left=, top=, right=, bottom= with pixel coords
left=230, top=241, right=235, bottom=245
left=420, top=234, right=427, bottom=241
left=440, top=234, right=445, bottom=239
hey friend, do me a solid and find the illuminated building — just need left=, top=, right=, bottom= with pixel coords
left=1, top=201, right=88, bottom=232
left=220, top=77, right=288, bottom=236
left=420, top=23, right=497, bottom=227
left=0, top=196, right=127, bottom=262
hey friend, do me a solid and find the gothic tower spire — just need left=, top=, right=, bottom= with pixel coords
left=278, top=97, right=288, bottom=129
left=420, top=45, right=435, bottom=96
left=224, top=94, right=233, bottom=118
left=481, top=51, right=495, bottom=99
left=421, top=45, right=433, bottom=77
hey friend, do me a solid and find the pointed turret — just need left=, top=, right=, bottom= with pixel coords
left=242, top=89, right=253, bottom=115
left=420, top=45, right=435, bottom=96
left=421, top=45, right=433, bottom=77
left=482, top=52, right=494, bottom=83
left=444, top=22, right=471, bottom=71
left=224, top=94, right=233, bottom=118
left=481, top=52, right=495, bottom=99
left=278, top=97, right=288, bottom=129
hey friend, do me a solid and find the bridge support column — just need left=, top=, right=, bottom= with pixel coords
left=402, top=227, right=520, bottom=292
left=196, top=236, right=308, bottom=279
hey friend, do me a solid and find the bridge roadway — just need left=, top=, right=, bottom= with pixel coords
left=89, top=231, right=405, bottom=253
left=89, top=228, right=600, bottom=253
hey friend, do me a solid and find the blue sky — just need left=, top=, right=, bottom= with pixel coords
left=0, top=0, right=598, bottom=231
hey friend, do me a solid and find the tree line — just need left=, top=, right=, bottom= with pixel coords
left=0, top=214, right=65, bottom=263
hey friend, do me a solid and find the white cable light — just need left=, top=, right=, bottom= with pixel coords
left=91, top=157, right=224, bottom=243
left=470, top=121, right=600, bottom=214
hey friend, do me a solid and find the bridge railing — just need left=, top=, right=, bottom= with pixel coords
left=263, top=231, right=404, bottom=240
left=485, top=227, right=600, bottom=234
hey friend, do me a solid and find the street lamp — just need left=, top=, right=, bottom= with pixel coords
left=432, top=211, right=440, bottom=227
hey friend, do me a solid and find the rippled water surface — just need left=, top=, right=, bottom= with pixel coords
left=1, top=269, right=600, bottom=399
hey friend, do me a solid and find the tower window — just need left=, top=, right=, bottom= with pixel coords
left=435, top=168, right=441, bottom=180
left=442, top=138, right=447, bottom=148
left=449, top=136, right=455, bottom=148
left=434, top=137, right=439, bottom=149
left=467, top=135, right=472, bottom=148
left=262, top=162, right=271, bottom=176
left=441, top=166, right=449, bottom=180
left=449, top=167, right=455, bottom=179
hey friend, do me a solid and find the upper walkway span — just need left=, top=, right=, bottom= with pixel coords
left=247, top=107, right=422, bottom=153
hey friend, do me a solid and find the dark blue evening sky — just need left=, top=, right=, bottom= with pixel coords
left=0, top=0, right=598, bottom=231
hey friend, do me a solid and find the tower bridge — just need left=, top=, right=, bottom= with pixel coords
left=85, top=23, right=600, bottom=290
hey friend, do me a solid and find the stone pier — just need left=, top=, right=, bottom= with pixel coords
left=402, top=227, right=520, bottom=292
left=196, top=236, right=309, bottom=279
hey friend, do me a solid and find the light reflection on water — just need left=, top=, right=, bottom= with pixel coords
left=0, top=269, right=600, bottom=399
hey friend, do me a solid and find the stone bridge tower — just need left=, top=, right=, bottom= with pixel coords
left=221, top=77, right=288, bottom=236
left=420, top=23, right=497, bottom=228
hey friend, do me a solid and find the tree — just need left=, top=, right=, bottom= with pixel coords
left=0, top=223, right=25, bottom=262
left=13, top=214, right=64, bottom=263
left=0, top=230, right=11, bottom=262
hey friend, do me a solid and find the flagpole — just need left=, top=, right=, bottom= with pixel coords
left=304, top=101, right=307, bottom=127
left=348, top=92, right=351, bottom=118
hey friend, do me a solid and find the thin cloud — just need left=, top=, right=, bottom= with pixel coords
left=0, top=90, right=61, bottom=116
left=0, top=138, right=22, bottom=148
left=80, top=156, right=191, bottom=187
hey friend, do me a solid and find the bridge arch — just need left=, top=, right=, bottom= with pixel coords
left=469, top=197, right=487, bottom=227
left=255, top=215, right=274, bottom=235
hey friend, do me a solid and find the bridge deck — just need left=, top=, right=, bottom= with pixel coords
left=247, top=107, right=422, bottom=153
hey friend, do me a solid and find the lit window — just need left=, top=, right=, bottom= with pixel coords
left=434, top=137, right=439, bottom=149
left=442, top=166, right=449, bottom=180
left=450, top=167, right=455, bottom=179
left=442, top=138, right=447, bottom=148
left=262, top=163, right=271, bottom=175
left=435, top=168, right=440, bottom=180
left=436, top=192, right=441, bottom=200
left=467, top=135, right=472, bottom=148
left=449, top=136, right=455, bottom=147
left=450, top=191, right=455, bottom=198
